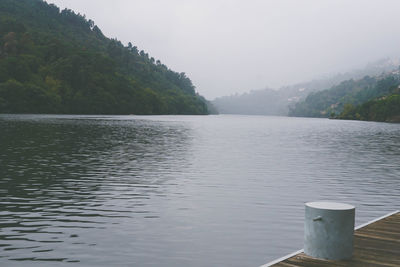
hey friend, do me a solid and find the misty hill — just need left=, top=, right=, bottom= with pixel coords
left=212, top=58, right=400, bottom=116
left=212, top=88, right=288, bottom=115
left=0, top=0, right=208, bottom=115
left=289, top=69, right=400, bottom=121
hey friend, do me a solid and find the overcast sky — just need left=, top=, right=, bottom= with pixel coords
left=46, top=0, right=400, bottom=99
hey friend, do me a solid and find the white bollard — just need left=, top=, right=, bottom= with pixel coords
left=304, top=201, right=355, bottom=260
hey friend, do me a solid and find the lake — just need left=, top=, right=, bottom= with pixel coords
left=0, top=114, right=399, bottom=267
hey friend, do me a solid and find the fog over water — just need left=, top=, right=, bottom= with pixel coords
left=45, top=0, right=400, bottom=99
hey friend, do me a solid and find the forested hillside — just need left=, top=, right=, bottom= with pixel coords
left=337, top=85, right=400, bottom=122
left=212, top=58, right=399, bottom=116
left=0, top=0, right=208, bottom=114
left=289, top=70, right=400, bottom=121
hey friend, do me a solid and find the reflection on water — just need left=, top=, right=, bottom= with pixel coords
left=0, top=115, right=399, bottom=266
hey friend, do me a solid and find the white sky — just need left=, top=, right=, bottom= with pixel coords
left=46, top=0, right=400, bottom=99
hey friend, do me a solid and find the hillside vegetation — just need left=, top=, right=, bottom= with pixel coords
left=338, top=90, right=400, bottom=122
left=289, top=70, right=400, bottom=122
left=0, top=0, right=208, bottom=114
left=212, top=58, right=399, bottom=116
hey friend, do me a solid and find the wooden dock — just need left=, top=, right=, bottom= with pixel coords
left=262, top=210, right=400, bottom=267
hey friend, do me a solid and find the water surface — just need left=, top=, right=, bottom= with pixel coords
left=0, top=115, right=399, bottom=266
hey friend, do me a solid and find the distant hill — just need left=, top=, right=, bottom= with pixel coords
left=212, top=88, right=289, bottom=115
left=212, top=58, right=400, bottom=115
left=0, top=0, right=209, bottom=115
left=289, top=69, right=400, bottom=121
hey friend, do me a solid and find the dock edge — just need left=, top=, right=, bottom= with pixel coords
left=259, top=210, right=400, bottom=267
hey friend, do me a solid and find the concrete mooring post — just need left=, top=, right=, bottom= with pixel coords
left=304, top=201, right=355, bottom=260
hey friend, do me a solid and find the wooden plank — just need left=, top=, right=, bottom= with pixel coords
left=266, top=211, right=400, bottom=267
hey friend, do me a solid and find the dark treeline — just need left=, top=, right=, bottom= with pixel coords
left=0, top=0, right=208, bottom=115
left=289, top=70, right=400, bottom=122
left=337, top=82, right=400, bottom=122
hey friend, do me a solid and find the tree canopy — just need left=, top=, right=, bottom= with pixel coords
left=0, top=0, right=209, bottom=115
left=289, top=72, right=400, bottom=122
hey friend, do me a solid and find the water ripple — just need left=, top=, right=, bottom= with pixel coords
left=0, top=115, right=399, bottom=266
